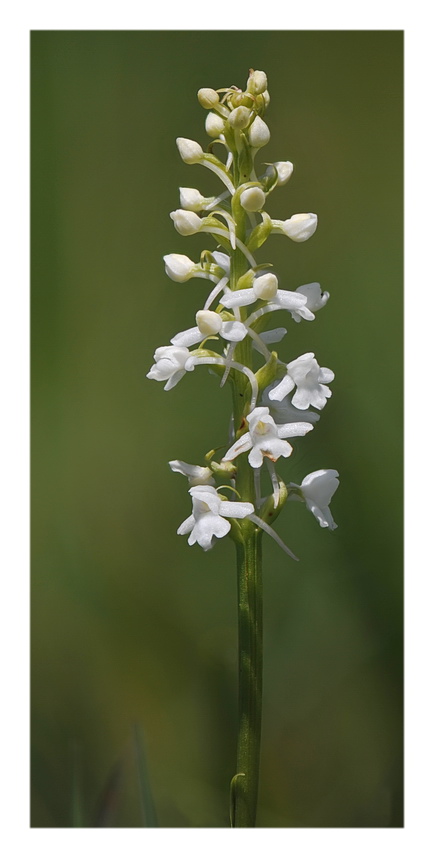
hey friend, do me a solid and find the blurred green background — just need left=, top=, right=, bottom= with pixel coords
left=31, top=31, right=403, bottom=827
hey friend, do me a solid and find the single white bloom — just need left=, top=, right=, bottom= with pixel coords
left=240, top=187, right=266, bottom=212
left=269, top=352, right=334, bottom=410
left=205, top=112, right=225, bottom=138
left=170, top=209, right=203, bottom=236
left=290, top=469, right=339, bottom=530
left=169, top=460, right=215, bottom=486
left=179, top=187, right=215, bottom=212
left=197, top=88, right=220, bottom=109
left=177, top=485, right=254, bottom=551
left=261, top=383, right=320, bottom=425
left=146, top=345, right=194, bottom=391
left=171, top=310, right=247, bottom=348
left=249, top=116, right=270, bottom=148
left=272, top=213, right=318, bottom=242
left=163, top=253, right=197, bottom=282
left=291, top=282, right=330, bottom=322
left=176, top=137, right=203, bottom=164
left=222, top=406, right=313, bottom=469
left=221, top=272, right=314, bottom=320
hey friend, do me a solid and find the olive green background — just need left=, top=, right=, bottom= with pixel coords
left=31, top=31, right=403, bottom=827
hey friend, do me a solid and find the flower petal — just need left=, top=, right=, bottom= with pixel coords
left=222, top=432, right=253, bottom=461
left=268, top=375, right=295, bottom=401
left=276, top=422, right=314, bottom=439
left=218, top=500, right=255, bottom=519
left=220, top=288, right=256, bottom=308
left=170, top=327, right=202, bottom=347
left=221, top=321, right=248, bottom=342
left=177, top=514, right=195, bottom=536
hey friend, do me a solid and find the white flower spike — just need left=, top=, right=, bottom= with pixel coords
left=222, top=406, right=314, bottom=469
left=290, top=469, right=339, bottom=530
left=147, top=69, right=340, bottom=826
left=269, top=352, right=335, bottom=410
left=177, top=485, right=254, bottom=551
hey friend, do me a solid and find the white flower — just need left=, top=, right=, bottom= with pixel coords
left=176, top=137, right=203, bottom=164
left=146, top=345, right=194, bottom=391
left=247, top=70, right=268, bottom=95
left=274, top=161, right=294, bottom=185
left=228, top=106, right=252, bottom=129
left=248, top=116, right=270, bottom=148
left=197, top=88, right=220, bottom=109
left=261, top=383, right=320, bottom=425
left=221, top=272, right=314, bottom=320
left=205, top=112, right=225, bottom=137
left=290, top=469, right=339, bottom=530
left=179, top=188, right=215, bottom=212
left=171, top=310, right=247, bottom=348
left=272, top=213, right=318, bottom=242
left=163, top=253, right=197, bottom=282
left=177, top=485, right=254, bottom=551
left=240, top=187, right=266, bottom=212
left=268, top=352, right=334, bottom=410
left=222, top=406, right=314, bottom=469
left=169, top=460, right=215, bottom=486
left=291, top=282, right=330, bottom=322
left=170, top=209, right=203, bottom=236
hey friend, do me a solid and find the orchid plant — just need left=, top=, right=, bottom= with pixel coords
left=147, top=69, right=339, bottom=827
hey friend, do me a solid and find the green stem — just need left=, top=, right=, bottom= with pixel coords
left=232, top=531, right=263, bottom=827
left=228, top=193, right=263, bottom=827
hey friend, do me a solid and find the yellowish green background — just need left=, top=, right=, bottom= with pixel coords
left=31, top=30, right=403, bottom=827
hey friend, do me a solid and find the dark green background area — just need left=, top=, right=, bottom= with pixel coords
left=31, top=30, right=403, bottom=827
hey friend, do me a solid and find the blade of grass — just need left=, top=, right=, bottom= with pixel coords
left=94, top=758, right=123, bottom=827
left=133, top=723, right=158, bottom=827
left=71, top=740, right=84, bottom=827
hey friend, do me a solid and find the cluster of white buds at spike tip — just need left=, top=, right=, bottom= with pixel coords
left=146, top=68, right=339, bottom=558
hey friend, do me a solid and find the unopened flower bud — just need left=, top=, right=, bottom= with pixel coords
left=170, top=209, right=202, bottom=235
left=240, top=186, right=266, bottom=212
left=228, top=106, right=251, bottom=129
left=197, top=88, right=220, bottom=109
left=163, top=253, right=196, bottom=282
left=176, top=137, right=203, bottom=164
left=179, top=187, right=211, bottom=212
left=205, top=112, right=225, bottom=138
left=248, top=116, right=270, bottom=148
left=196, top=310, right=223, bottom=336
left=247, top=69, right=268, bottom=95
left=279, top=213, right=318, bottom=242
left=253, top=273, right=278, bottom=300
left=274, top=161, right=294, bottom=185
left=209, top=459, right=237, bottom=480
